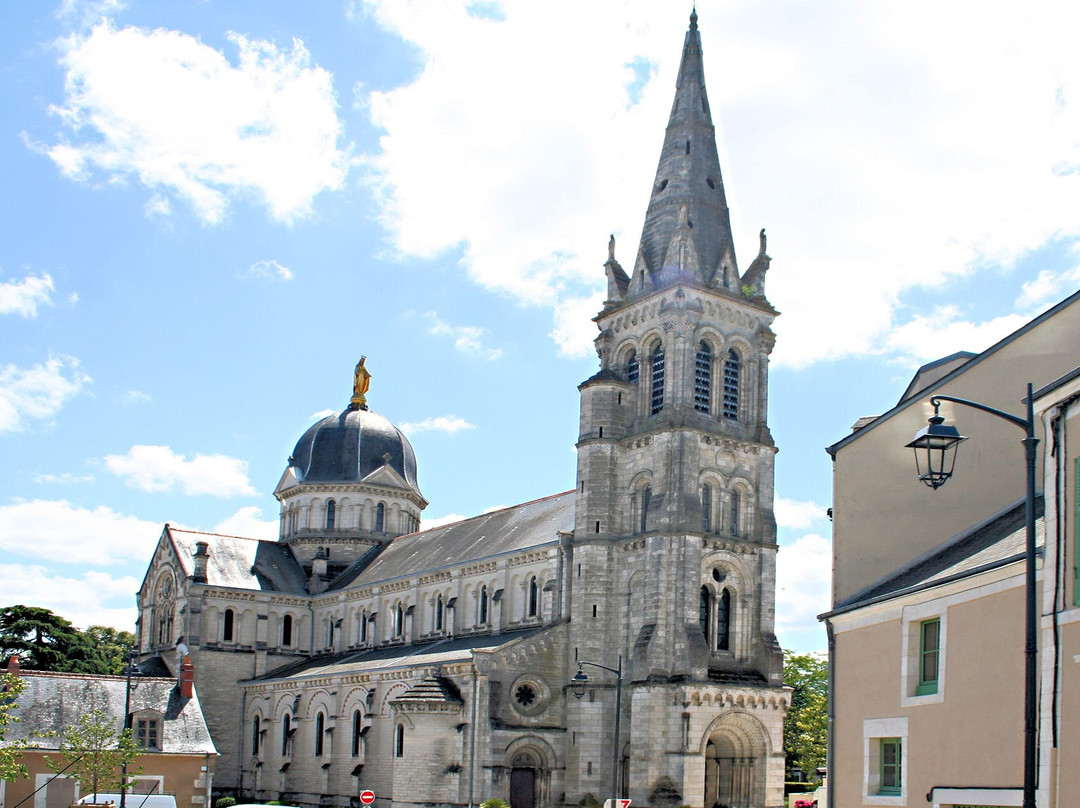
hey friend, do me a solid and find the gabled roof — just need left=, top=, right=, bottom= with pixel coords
left=825, top=496, right=1045, bottom=616
left=166, top=526, right=307, bottom=592
left=5, top=670, right=217, bottom=755
left=330, top=490, right=574, bottom=589
left=826, top=289, right=1080, bottom=458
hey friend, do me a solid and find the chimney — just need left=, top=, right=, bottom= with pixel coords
left=179, top=655, right=195, bottom=699
left=192, top=541, right=210, bottom=583
left=4, top=654, right=19, bottom=677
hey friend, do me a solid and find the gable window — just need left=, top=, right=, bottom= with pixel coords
left=879, top=738, right=901, bottom=795
left=314, top=712, right=325, bottom=757
left=723, top=350, right=740, bottom=420
left=918, top=618, right=940, bottom=695
left=694, top=342, right=712, bottom=412
left=375, top=503, right=385, bottom=533
left=359, top=609, right=368, bottom=644
left=650, top=344, right=665, bottom=414
left=281, top=714, right=291, bottom=757
left=479, top=585, right=489, bottom=625
left=252, top=715, right=261, bottom=755
left=282, top=614, right=293, bottom=647
left=435, top=594, right=444, bottom=631
left=729, top=490, right=741, bottom=536
left=627, top=351, right=639, bottom=384
left=394, top=724, right=405, bottom=758
left=394, top=603, right=404, bottom=637
left=223, top=609, right=235, bottom=642
left=701, top=484, right=712, bottom=532
left=326, top=500, right=336, bottom=529
left=134, top=714, right=161, bottom=751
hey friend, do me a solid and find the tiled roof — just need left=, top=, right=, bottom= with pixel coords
left=167, top=527, right=307, bottom=592
left=5, top=670, right=217, bottom=755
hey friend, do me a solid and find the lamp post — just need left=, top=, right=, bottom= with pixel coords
left=906, top=384, right=1037, bottom=808
left=119, top=648, right=137, bottom=808
left=570, top=656, right=623, bottom=806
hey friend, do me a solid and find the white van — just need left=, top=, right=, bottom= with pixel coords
left=76, top=794, right=178, bottom=808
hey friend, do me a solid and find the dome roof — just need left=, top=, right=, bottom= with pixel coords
left=287, top=406, right=421, bottom=495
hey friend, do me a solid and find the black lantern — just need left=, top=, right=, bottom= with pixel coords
left=906, top=407, right=966, bottom=489
left=570, top=664, right=589, bottom=699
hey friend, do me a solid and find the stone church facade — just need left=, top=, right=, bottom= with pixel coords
left=135, top=13, right=789, bottom=808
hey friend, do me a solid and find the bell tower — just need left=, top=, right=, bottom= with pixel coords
left=567, top=11, right=787, bottom=808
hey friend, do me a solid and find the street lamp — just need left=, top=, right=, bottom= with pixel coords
left=119, top=648, right=142, bottom=808
left=570, top=656, right=623, bottom=806
left=907, top=384, right=1037, bottom=808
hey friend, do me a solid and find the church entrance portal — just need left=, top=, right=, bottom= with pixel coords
left=702, top=715, right=768, bottom=808
left=509, top=767, right=535, bottom=808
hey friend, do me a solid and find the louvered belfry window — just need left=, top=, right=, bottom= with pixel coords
left=695, top=342, right=712, bottom=412
left=650, top=345, right=665, bottom=414
left=723, top=349, right=740, bottom=420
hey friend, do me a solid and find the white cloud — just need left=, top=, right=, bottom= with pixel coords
left=0, top=356, right=90, bottom=432
left=357, top=0, right=1080, bottom=367
left=0, top=272, right=55, bottom=317
left=775, top=498, right=827, bottom=530
left=422, top=312, right=502, bottom=359
left=212, top=506, right=279, bottom=541
left=1017, top=266, right=1080, bottom=310
left=0, top=563, right=138, bottom=631
left=420, top=512, right=469, bottom=531
left=121, top=390, right=151, bottom=404
left=309, top=408, right=338, bottom=420
left=0, top=499, right=160, bottom=564
left=550, top=292, right=605, bottom=358
left=883, top=306, right=1031, bottom=365
left=399, top=415, right=476, bottom=435
left=45, top=22, right=351, bottom=224
left=33, top=472, right=95, bottom=485
left=775, top=532, right=832, bottom=649
left=247, top=259, right=293, bottom=281
left=103, top=445, right=257, bottom=497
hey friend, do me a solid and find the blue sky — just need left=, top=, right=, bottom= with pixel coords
left=1, top=0, right=1078, bottom=653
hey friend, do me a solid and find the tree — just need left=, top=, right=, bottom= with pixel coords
left=1, top=672, right=28, bottom=782
left=0, top=606, right=107, bottom=674
left=84, top=627, right=137, bottom=675
left=45, top=708, right=141, bottom=802
left=783, top=651, right=828, bottom=782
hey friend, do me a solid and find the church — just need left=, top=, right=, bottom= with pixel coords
left=135, top=12, right=789, bottom=808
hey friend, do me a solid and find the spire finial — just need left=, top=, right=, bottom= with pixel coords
left=689, top=6, right=698, bottom=30
left=350, top=356, right=371, bottom=410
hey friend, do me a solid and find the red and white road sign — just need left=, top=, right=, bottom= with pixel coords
left=359, top=791, right=376, bottom=805
left=602, top=800, right=631, bottom=808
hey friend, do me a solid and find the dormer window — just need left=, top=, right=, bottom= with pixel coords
left=133, top=710, right=163, bottom=751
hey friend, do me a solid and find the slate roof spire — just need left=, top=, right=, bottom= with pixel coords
left=630, top=9, right=738, bottom=294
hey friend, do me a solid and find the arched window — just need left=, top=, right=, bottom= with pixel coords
left=326, top=500, right=336, bottom=529
left=314, top=712, right=325, bottom=756
left=527, top=577, right=539, bottom=618
left=282, top=614, right=293, bottom=647
left=627, top=350, right=639, bottom=384
left=699, top=586, right=710, bottom=640
left=327, top=618, right=335, bottom=648
left=281, top=714, right=291, bottom=757
left=375, top=503, right=385, bottom=532
left=351, top=710, right=363, bottom=757
left=359, top=609, right=368, bottom=643
left=650, top=344, right=665, bottom=414
left=702, top=484, right=712, bottom=533
left=394, top=724, right=405, bottom=758
left=435, top=594, right=444, bottom=631
left=223, top=609, right=235, bottom=642
left=695, top=341, right=712, bottom=412
left=639, top=485, right=652, bottom=533
left=479, top=586, right=489, bottom=625
left=394, top=603, right=404, bottom=637
left=252, top=715, right=261, bottom=755
left=723, top=349, right=740, bottom=420
left=729, top=490, right=741, bottom=536
left=717, top=588, right=732, bottom=651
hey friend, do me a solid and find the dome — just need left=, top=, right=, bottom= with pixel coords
left=287, top=406, right=422, bottom=495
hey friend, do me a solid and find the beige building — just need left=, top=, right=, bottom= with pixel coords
left=823, top=290, right=1080, bottom=807
left=0, top=659, right=217, bottom=808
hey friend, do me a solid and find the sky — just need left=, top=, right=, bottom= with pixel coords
left=1, top=0, right=1078, bottom=654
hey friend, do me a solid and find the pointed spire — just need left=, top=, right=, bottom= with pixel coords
left=630, top=10, right=737, bottom=293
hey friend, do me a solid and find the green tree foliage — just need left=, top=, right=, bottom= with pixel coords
left=45, top=707, right=141, bottom=801
left=1, top=672, right=28, bottom=782
left=84, top=626, right=137, bottom=675
left=0, top=606, right=124, bottom=674
left=783, top=651, right=828, bottom=782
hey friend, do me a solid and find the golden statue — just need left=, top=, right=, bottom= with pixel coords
left=351, top=356, right=371, bottom=409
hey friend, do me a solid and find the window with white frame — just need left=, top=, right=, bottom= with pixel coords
left=901, top=602, right=947, bottom=706
left=863, top=717, right=907, bottom=803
